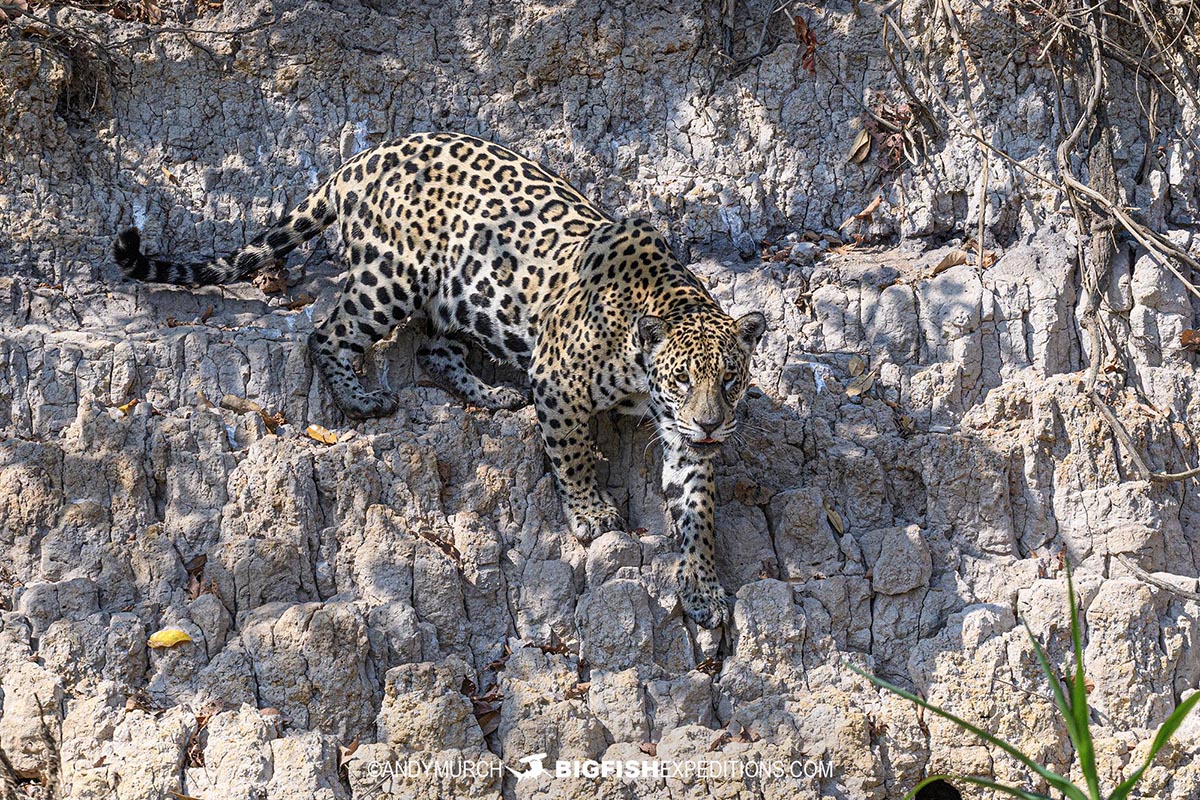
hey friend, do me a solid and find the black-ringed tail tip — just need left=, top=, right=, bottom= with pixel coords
left=113, top=227, right=149, bottom=279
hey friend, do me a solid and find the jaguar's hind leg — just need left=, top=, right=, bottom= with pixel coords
left=418, top=335, right=528, bottom=410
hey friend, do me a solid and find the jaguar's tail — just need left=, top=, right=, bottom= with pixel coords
left=114, top=180, right=338, bottom=285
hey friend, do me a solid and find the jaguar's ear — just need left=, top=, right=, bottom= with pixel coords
left=736, top=312, right=767, bottom=350
left=637, top=315, right=668, bottom=351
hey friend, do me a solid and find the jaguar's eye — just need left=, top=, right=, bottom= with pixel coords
left=674, top=370, right=691, bottom=387
left=722, top=371, right=736, bottom=384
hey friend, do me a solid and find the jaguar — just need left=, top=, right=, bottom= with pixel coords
left=114, top=131, right=767, bottom=628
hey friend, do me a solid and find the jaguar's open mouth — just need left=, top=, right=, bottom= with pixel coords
left=687, top=437, right=722, bottom=452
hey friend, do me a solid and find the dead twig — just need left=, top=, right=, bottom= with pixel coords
left=1116, top=554, right=1200, bottom=601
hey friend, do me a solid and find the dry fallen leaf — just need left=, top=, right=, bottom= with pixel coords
left=160, top=165, right=179, bottom=186
left=1181, top=329, right=1200, bottom=351
left=824, top=498, right=845, bottom=535
left=338, top=736, right=360, bottom=771
left=475, top=708, right=501, bottom=736
left=847, top=127, right=871, bottom=165
left=283, top=293, right=316, bottom=310
left=199, top=304, right=214, bottom=323
left=839, top=194, right=884, bottom=231
left=847, top=355, right=866, bottom=377
left=253, top=268, right=289, bottom=295
left=223, top=395, right=286, bottom=433
left=565, top=682, right=591, bottom=700
left=708, top=730, right=732, bottom=752
left=417, top=529, right=463, bottom=566
left=117, top=398, right=139, bottom=416
left=639, top=742, right=657, bottom=757
left=148, top=628, right=192, bottom=649
left=930, top=249, right=970, bottom=277
left=221, top=394, right=263, bottom=415
left=305, top=424, right=338, bottom=445
left=845, top=368, right=877, bottom=398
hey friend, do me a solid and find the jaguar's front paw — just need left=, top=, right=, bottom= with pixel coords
left=678, top=566, right=730, bottom=629
left=566, top=499, right=624, bottom=545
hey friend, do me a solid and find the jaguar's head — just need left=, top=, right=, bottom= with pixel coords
left=639, top=310, right=767, bottom=455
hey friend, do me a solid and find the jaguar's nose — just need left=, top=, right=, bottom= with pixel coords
left=697, top=417, right=721, bottom=436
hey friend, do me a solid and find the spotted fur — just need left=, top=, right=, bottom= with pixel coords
left=113, top=132, right=767, bottom=628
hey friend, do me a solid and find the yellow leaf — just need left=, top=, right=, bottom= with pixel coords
left=848, top=355, right=866, bottom=377
left=117, top=398, right=139, bottom=416
left=306, top=424, right=338, bottom=445
left=148, top=628, right=192, bottom=649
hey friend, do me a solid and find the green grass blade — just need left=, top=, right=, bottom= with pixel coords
left=1024, top=620, right=1078, bottom=742
left=847, top=663, right=1089, bottom=800
left=1109, top=689, right=1200, bottom=800
left=1065, top=562, right=1102, bottom=800
left=903, top=773, right=1056, bottom=800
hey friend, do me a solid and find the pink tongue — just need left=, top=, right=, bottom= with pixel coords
left=696, top=438, right=718, bottom=444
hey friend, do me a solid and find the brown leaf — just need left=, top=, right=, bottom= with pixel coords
left=839, top=194, right=884, bottom=231
left=791, top=13, right=819, bottom=74
left=930, top=249, right=970, bottom=277
left=565, top=682, right=591, bottom=700
left=708, top=730, right=731, bottom=751
left=475, top=708, right=501, bottom=736
left=1181, top=329, right=1200, bottom=351
left=847, top=128, right=871, bottom=165
left=416, top=529, right=463, bottom=566
left=824, top=498, right=845, bottom=535
left=222, top=395, right=285, bottom=433
left=117, top=398, right=139, bottom=416
left=338, top=736, right=360, bottom=770
left=253, top=268, right=289, bottom=295
left=845, top=368, right=877, bottom=398
left=696, top=657, right=723, bottom=676
left=639, top=742, right=657, bottom=757
left=199, top=305, right=214, bottom=323
left=184, top=554, right=207, bottom=577
left=160, top=165, right=179, bottom=186
left=847, top=355, right=866, bottom=377
left=305, top=424, right=339, bottom=445
left=283, top=293, right=316, bottom=310
left=221, top=394, right=264, bottom=415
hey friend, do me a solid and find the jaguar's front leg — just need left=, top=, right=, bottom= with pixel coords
left=662, top=443, right=727, bottom=628
left=533, top=382, right=623, bottom=544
